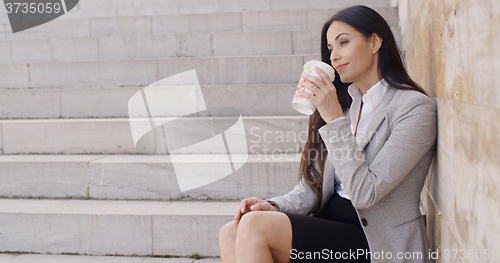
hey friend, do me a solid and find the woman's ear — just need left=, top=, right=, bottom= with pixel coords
left=371, top=33, right=382, bottom=53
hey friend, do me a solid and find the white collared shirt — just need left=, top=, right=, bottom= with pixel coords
left=332, top=79, right=388, bottom=200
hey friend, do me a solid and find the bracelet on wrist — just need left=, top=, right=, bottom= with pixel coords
left=266, top=200, right=280, bottom=211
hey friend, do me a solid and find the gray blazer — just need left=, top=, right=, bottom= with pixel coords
left=267, top=85, right=437, bottom=263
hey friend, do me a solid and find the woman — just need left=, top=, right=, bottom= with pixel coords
left=219, top=5, right=436, bottom=263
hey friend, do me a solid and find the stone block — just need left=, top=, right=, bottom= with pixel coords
left=134, top=0, right=254, bottom=5
left=118, top=5, right=179, bottom=17
left=303, top=53, right=321, bottom=62
left=98, top=34, right=212, bottom=60
left=88, top=155, right=179, bottom=200
left=0, top=153, right=299, bottom=200
left=5, top=19, right=89, bottom=41
left=213, top=31, right=292, bottom=56
left=0, top=119, right=143, bottom=154
left=0, top=63, right=30, bottom=88
left=0, top=155, right=100, bottom=198
left=153, top=13, right=241, bottom=36
left=158, top=55, right=304, bottom=85
left=78, top=0, right=133, bottom=9
left=133, top=0, right=184, bottom=5
left=0, top=199, right=239, bottom=256
left=90, top=16, right=151, bottom=37
left=305, top=7, right=398, bottom=30
left=475, top=106, right=500, bottom=250
left=152, top=201, right=237, bottom=256
left=44, top=84, right=297, bottom=119
left=271, top=0, right=390, bottom=10
left=30, top=60, right=158, bottom=88
left=292, top=30, right=321, bottom=54
left=195, top=258, right=222, bottom=263
left=152, top=115, right=305, bottom=154
left=177, top=1, right=270, bottom=14
left=0, top=6, right=9, bottom=24
left=61, top=87, right=142, bottom=118
left=270, top=0, right=308, bottom=11
left=200, top=83, right=298, bottom=116
left=448, top=101, right=478, bottom=243
left=242, top=116, right=305, bottom=154
left=242, top=10, right=308, bottom=32
left=0, top=88, right=60, bottom=118
left=218, top=55, right=303, bottom=84
left=59, top=7, right=119, bottom=19
left=0, top=199, right=167, bottom=255
left=153, top=214, right=230, bottom=256
left=11, top=37, right=98, bottom=63
left=306, top=9, right=339, bottom=31
left=158, top=57, right=220, bottom=85
left=0, top=24, right=6, bottom=41
left=0, top=115, right=306, bottom=154
left=373, top=7, right=399, bottom=27
left=0, top=254, right=18, bottom=262
left=0, top=41, right=10, bottom=63
left=0, top=122, right=3, bottom=154
left=182, top=153, right=300, bottom=200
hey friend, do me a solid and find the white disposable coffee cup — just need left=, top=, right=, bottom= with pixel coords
left=292, top=60, right=335, bottom=115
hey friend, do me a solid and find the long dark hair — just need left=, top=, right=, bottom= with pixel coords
left=299, top=5, right=427, bottom=215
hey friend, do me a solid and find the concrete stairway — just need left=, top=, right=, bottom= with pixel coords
left=0, top=0, right=399, bottom=261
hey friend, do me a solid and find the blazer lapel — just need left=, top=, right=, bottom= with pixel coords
left=357, top=86, right=398, bottom=150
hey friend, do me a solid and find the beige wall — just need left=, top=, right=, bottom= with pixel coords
left=398, top=0, right=500, bottom=262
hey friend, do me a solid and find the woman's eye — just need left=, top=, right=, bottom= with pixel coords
left=340, top=40, right=349, bottom=46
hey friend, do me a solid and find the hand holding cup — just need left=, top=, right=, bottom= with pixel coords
left=293, top=60, right=344, bottom=123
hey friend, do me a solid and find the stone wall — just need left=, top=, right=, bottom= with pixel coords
left=398, top=0, right=500, bottom=261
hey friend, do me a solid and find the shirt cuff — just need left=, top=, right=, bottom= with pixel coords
left=328, top=116, right=347, bottom=125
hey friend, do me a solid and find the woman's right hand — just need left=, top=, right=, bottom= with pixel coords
left=234, top=197, right=278, bottom=223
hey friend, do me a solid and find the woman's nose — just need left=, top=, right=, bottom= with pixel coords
left=330, top=50, right=339, bottom=62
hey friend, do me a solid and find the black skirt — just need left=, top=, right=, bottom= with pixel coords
left=283, top=191, right=371, bottom=262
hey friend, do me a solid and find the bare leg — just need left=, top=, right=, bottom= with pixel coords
left=219, top=220, right=238, bottom=263
left=234, top=211, right=293, bottom=263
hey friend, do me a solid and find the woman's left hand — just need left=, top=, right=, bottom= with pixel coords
left=297, top=66, right=344, bottom=123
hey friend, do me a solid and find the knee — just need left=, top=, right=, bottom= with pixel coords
left=237, top=211, right=268, bottom=234
left=219, top=220, right=238, bottom=241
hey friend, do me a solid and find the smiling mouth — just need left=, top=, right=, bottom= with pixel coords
left=335, top=63, right=348, bottom=72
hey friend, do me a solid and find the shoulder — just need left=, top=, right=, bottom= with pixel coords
left=387, top=86, right=436, bottom=117
left=384, top=86, right=437, bottom=143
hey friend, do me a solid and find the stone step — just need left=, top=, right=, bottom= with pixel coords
left=1, top=7, right=398, bottom=41
left=1, top=25, right=400, bottom=64
left=0, top=253, right=221, bottom=263
left=1, top=55, right=315, bottom=89
left=0, top=115, right=309, bottom=154
left=0, top=198, right=240, bottom=256
left=0, top=153, right=301, bottom=200
left=2, top=31, right=318, bottom=64
left=53, top=0, right=390, bottom=19
left=0, top=83, right=303, bottom=119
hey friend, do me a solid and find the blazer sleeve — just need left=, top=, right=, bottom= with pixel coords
left=265, top=177, right=318, bottom=215
left=317, top=92, right=437, bottom=209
